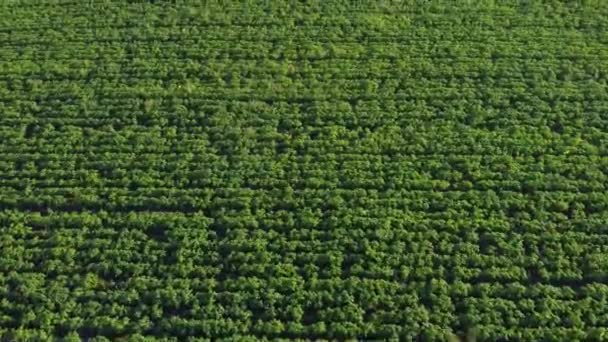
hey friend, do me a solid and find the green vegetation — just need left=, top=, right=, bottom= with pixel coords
left=1, top=0, right=608, bottom=340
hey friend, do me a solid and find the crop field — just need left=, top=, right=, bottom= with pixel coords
left=1, top=0, right=608, bottom=340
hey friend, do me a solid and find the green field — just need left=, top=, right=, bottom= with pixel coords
left=1, top=1, right=608, bottom=340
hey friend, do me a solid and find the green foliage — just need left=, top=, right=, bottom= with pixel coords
left=0, top=0, right=607, bottom=341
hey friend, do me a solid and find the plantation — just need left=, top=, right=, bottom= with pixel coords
left=1, top=0, right=608, bottom=340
